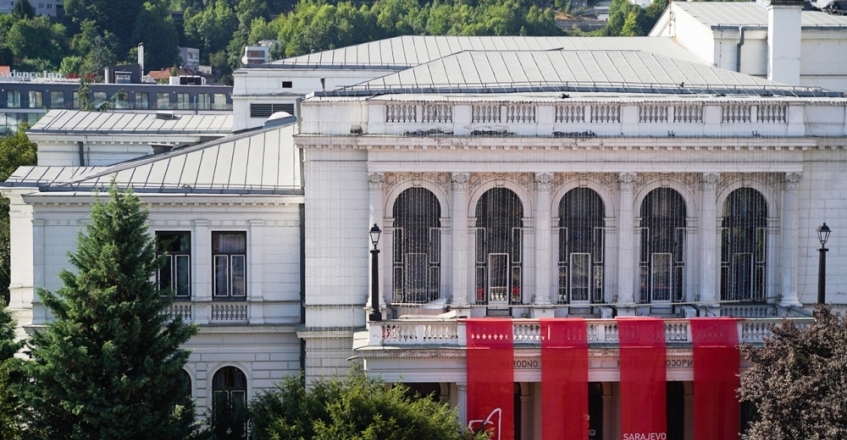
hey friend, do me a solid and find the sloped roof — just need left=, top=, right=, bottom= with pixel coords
left=267, top=36, right=703, bottom=68
left=674, top=2, right=847, bottom=28
left=5, top=124, right=301, bottom=195
left=336, top=50, right=786, bottom=95
left=29, top=110, right=233, bottom=136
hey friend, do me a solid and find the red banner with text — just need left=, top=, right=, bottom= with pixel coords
left=466, top=319, right=515, bottom=440
left=691, top=318, right=740, bottom=440
left=541, top=319, right=588, bottom=440
left=618, top=318, right=667, bottom=440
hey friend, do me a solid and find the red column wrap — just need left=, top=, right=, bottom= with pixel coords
left=691, top=318, right=740, bottom=440
left=541, top=319, right=588, bottom=440
left=618, top=318, right=667, bottom=440
left=466, top=319, right=515, bottom=440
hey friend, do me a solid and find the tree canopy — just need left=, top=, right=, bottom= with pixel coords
left=739, top=306, right=847, bottom=440
left=19, top=182, right=201, bottom=439
left=251, top=369, right=485, bottom=440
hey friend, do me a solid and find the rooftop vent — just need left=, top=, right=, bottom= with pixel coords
left=155, top=111, right=178, bottom=120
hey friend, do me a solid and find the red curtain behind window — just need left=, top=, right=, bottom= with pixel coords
left=618, top=318, right=667, bottom=439
left=466, top=319, right=515, bottom=440
left=541, top=319, right=588, bottom=440
left=691, top=318, right=740, bottom=440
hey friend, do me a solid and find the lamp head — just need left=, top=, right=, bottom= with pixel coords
left=369, top=224, right=382, bottom=249
left=817, top=222, right=831, bottom=247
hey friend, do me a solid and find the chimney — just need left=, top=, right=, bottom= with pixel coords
left=138, top=43, right=145, bottom=75
left=767, top=0, right=803, bottom=85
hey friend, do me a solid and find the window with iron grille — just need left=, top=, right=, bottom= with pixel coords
left=721, top=188, right=768, bottom=302
left=392, top=188, right=441, bottom=304
left=474, top=188, right=523, bottom=311
left=557, top=188, right=605, bottom=305
left=250, top=103, right=294, bottom=118
left=639, top=188, right=687, bottom=304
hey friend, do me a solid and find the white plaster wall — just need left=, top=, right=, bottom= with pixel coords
left=667, top=6, right=716, bottom=66
left=796, top=149, right=847, bottom=304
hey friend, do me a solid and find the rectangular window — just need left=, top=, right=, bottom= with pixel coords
left=72, top=91, right=80, bottom=109
left=156, top=232, right=191, bottom=298
left=177, top=93, right=190, bottom=110
left=135, top=92, right=149, bottom=109
left=196, top=93, right=211, bottom=110
left=7, top=91, right=21, bottom=108
left=112, top=91, right=129, bottom=109
left=213, top=93, right=227, bottom=110
left=156, top=92, right=170, bottom=109
left=92, top=91, right=107, bottom=108
left=50, top=91, right=64, bottom=108
left=282, top=81, right=292, bottom=88
left=212, top=232, right=246, bottom=298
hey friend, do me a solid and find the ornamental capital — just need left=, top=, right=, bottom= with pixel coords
left=784, top=172, right=803, bottom=190
left=618, top=172, right=637, bottom=189
left=702, top=173, right=720, bottom=190
left=535, top=172, right=554, bottom=190
left=451, top=172, right=470, bottom=188
left=367, top=172, right=385, bottom=189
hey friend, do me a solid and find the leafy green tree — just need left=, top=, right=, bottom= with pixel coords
left=12, top=0, right=35, bottom=20
left=0, top=124, right=37, bottom=307
left=251, top=368, right=483, bottom=440
left=0, top=305, right=25, bottom=439
left=64, top=0, right=144, bottom=54
left=739, top=306, right=847, bottom=440
left=619, top=10, right=641, bottom=36
left=6, top=17, right=68, bottom=65
left=132, top=1, right=181, bottom=71
left=19, top=182, right=202, bottom=440
left=184, top=0, right=238, bottom=63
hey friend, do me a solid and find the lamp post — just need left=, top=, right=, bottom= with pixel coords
left=817, top=222, right=831, bottom=305
left=369, top=224, right=382, bottom=322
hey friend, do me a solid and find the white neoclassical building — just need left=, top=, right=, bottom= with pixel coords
left=3, top=22, right=847, bottom=440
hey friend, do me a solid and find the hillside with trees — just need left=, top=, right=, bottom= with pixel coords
left=0, top=0, right=679, bottom=84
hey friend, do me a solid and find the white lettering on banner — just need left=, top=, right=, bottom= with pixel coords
left=468, top=408, right=502, bottom=440
left=0, top=70, right=66, bottom=82
left=622, top=433, right=668, bottom=440
left=513, top=359, right=539, bottom=369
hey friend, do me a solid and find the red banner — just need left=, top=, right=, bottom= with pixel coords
left=466, top=319, right=514, bottom=440
left=691, top=318, right=740, bottom=440
left=618, top=318, right=667, bottom=440
left=541, top=319, right=588, bottom=440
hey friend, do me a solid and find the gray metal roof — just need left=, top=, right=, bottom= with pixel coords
left=675, top=2, right=847, bottom=28
left=29, top=110, right=234, bottom=135
left=268, top=36, right=704, bottom=68
left=334, top=50, right=795, bottom=95
left=5, top=124, right=301, bottom=195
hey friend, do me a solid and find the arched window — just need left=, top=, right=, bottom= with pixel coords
left=212, top=367, right=247, bottom=438
left=558, top=188, right=605, bottom=304
left=475, top=188, right=523, bottom=311
left=392, top=188, right=441, bottom=304
left=178, top=369, right=192, bottom=407
left=639, top=188, right=686, bottom=304
left=721, top=188, right=767, bottom=302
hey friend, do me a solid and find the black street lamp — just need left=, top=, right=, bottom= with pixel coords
left=369, top=224, right=382, bottom=322
left=817, top=222, right=831, bottom=305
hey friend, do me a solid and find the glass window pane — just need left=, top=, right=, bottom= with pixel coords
left=156, top=93, right=170, bottom=109
left=213, top=232, right=246, bottom=253
left=197, top=93, right=211, bottom=110
left=652, top=253, right=672, bottom=302
left=112, top=92, right=129, bottom=109
left=28, top=91, right=42, bottom=108
left=159, top=255, right=173, bottom=292
left=231, top=255, right=246, bottom=297
left=405, top=253, right=427, bottom=303
left=175, top=255, right=190, bottom=297
left=213, top=93, right=227, bottom=110
left=7, top=91, right=21, bottom=108
left=510, top=266, right=521, bottom=303
left=571, top=253, right=590, bottom=302
left=177, top=93, right=190, bottom=110
left=73, top=92, right=80, bottom=109
left=92, top=92, right=107, bottom=108
left=593, top=265, right=604, bottom=303
left=214, top=255, right=229, bottom=297
left=135, top=92, right=149, bottom=109
left=488, top=254, right=508, bottom=302
left=558, top=266, right=568, bottom=303
left=50, top=91, right=64, bottom=108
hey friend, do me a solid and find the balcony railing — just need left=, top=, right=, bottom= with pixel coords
left=370, top=317, right=814, bottom=348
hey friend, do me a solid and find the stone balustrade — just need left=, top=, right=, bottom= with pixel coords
left=369, top=317, right=814, bottom=347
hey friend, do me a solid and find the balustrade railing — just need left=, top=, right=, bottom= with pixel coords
left=371, top=317, right=813, bottom=347
left=211, top=303, right=249, bottom=322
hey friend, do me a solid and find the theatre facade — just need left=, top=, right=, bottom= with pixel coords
left=295, top=63, right=847, bottom=438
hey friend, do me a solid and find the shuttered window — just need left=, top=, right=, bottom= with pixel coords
left=250, top=103, right=294, bottom=118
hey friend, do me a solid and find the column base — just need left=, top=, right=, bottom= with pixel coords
left=530, top=307, right=556, bottom=318
left=615, top=306, right=637, bottom=317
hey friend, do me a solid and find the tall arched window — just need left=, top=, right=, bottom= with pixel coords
left=475, top=188, right=523, bottom=311
left=212, top=367, right=247, bottom=438
left=721, top=188, right=767, bottom=302
left=639, top=188, right=686, bottom=304
left=392, top=188, right=441, bottom=304
left=558, top=188, right=605, bottom=304
left=178, top=369, right=192, bottom=407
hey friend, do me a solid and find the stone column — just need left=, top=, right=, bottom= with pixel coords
left=457, top=383, right=468, bottom=427
left=617, top=173, right=637, bottom=309
left=535, top=173, right=553, bottom=305
left=700, top=173, right=720, bottom=306
left=452, top=173, right=470, bottom=306
left=248, top=219, right=265, bottom=324
left=780, top=172, right=802, bottom=306
left=367, top=173, right=386, bottom=311
left=31, top=219, right=45, bottom=325
left=193, top=219, right=210, bottom=325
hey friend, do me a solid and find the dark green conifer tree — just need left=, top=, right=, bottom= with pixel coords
left=20, top=182, right=201, bottom=440
left=0, top=306, right=24, bottom=439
